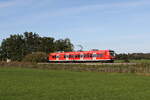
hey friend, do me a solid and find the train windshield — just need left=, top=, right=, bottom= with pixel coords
left=109, top=50, right=115, bottom=57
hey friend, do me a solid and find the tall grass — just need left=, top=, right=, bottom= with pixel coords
left=115, top=59, right=150, bottom=63
left=0, top=61, right=150, bottom=73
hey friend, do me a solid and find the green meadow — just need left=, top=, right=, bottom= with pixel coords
left=0, top=67, right=150, bottom=100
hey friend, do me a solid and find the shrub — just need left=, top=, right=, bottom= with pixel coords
left=23, top=52, right=48, bottom=63
left=124, top=58, right=130, bottom=63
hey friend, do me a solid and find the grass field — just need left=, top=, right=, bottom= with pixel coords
left=0, top=68, right=150, bottom=100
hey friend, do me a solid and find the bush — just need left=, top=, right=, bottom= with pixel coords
left=124, top=59, right=130, bottom=63
left=23, top=52, right=48, bottom=63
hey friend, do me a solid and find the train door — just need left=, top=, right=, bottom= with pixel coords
left=92, top=53, right=97, bottom=60
left=56, top=54, right=59, bottom=61
left=80, top=53, right=84, bottom=60
left=65, top=54, right=69, bottom=60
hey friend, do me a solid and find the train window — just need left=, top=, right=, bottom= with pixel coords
left=97, top=54, right=103, bottom=57
left=56, top=55, right=59, bottom=58
left=109, top=51, right=115, bottom=56
left=89, top=54, right=91, bottom=57
left=75, top=55, right=80, bottom=58
left=52, top=56, right=56, bottom=58
left=64, top=55, right=69, bottom=58
left=90, top=54, right=92, bottom=57
left=69, top=55, right=71, bottom=58
left=75, top=55, right=77, bottom=58
left=80, top=55, right=84, bottom=58
left=69, top=55, right=74, bottom=58
left=78, top=55, right=80, bottom=58
left=87, top=54, right=91, bottom=58
left=92, top=54, right=97, bottom=57
left=84, top=54, right=90, bottom=58
left=85, top=54, right=87, bottom=58
left=84, top=54, right=88, bottom=58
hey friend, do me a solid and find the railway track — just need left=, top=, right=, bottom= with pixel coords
left=38, top=63, right=137, bottom=65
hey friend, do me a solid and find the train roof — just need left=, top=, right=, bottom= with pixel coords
left=50, top=50, right=113, bottom=55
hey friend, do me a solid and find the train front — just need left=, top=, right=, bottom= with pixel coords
left=109, top=50, right=116, bottom=62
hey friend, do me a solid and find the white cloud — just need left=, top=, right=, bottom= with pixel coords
left=0, top=0, right=35, bottom=8
left=0, top=0, right=17, bottom=8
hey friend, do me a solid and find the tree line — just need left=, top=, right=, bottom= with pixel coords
left=0, top=32, right=74, bottom=61
left=116, top=53, right=150, bottom=60
left=0, top=32, right=150, bottom=62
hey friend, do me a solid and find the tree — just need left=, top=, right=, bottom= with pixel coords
left=0, top=34, right=25, bottom=61
left=55, top=38, right=74, bottom=52
left=0, top=47, right=3, bottom=61
left=23, top=32, right=40, bottom=55
left=0, top=32, right=74, bottom=61
left=37, top=37, right=55, bottom=53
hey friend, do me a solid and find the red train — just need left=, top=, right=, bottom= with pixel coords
left=49, top=50, right=115, bottom=63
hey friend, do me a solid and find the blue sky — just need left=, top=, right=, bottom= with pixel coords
left=0, top=0, right=150, bottom=53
